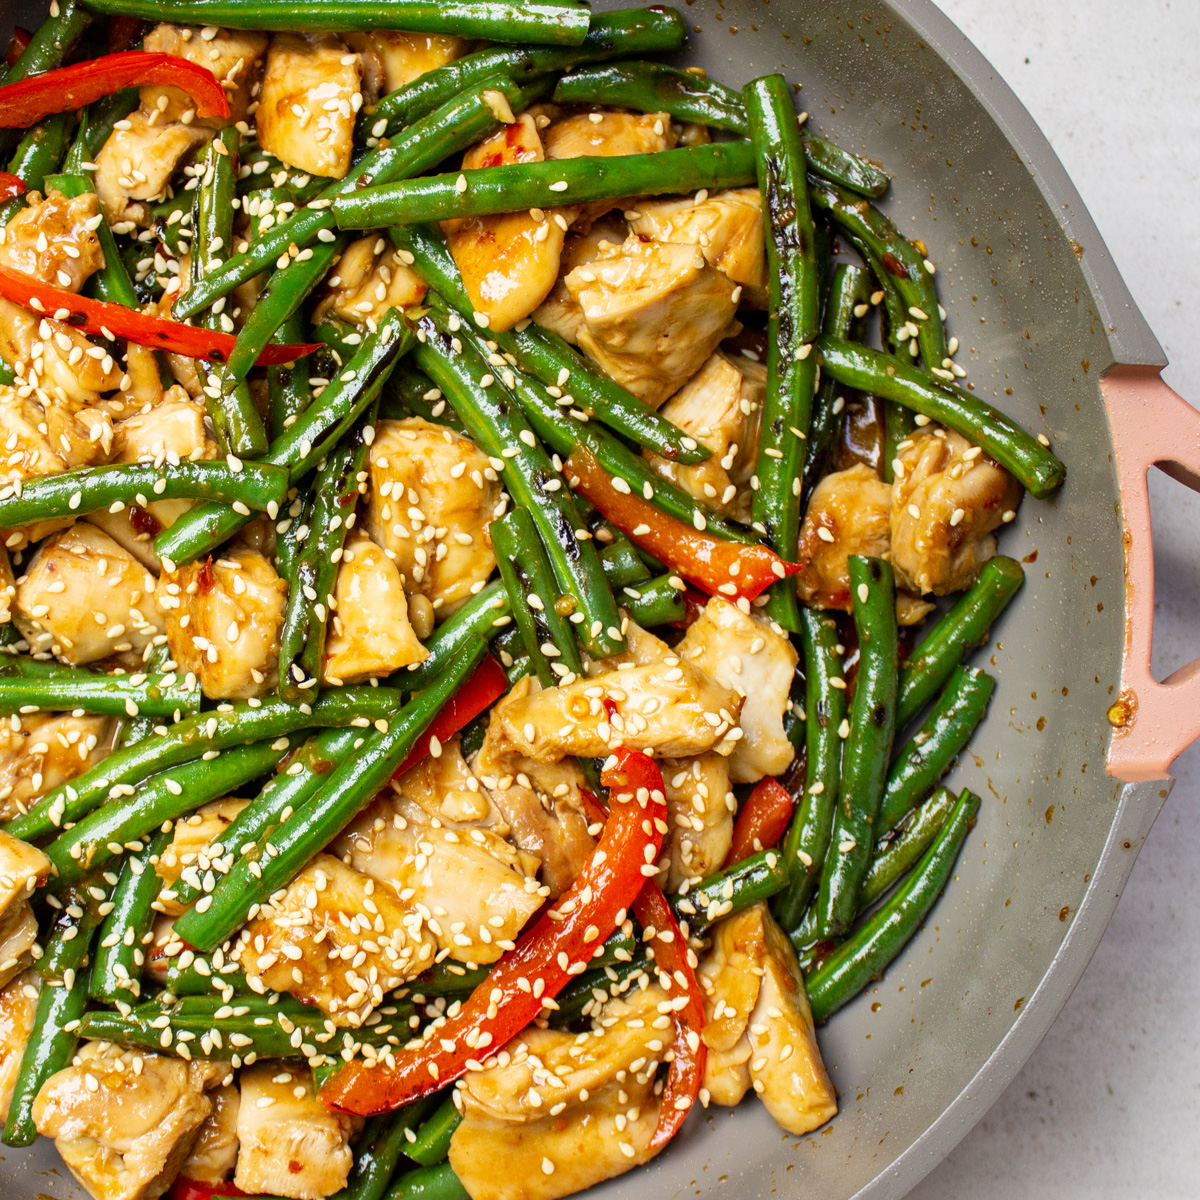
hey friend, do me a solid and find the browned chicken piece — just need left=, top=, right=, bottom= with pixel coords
left=0, top=189, right=104, bottom=291
left=449, top=983, right=673, bottom=1200
left=344, top=31, right=469, bottom=97
left=679, top=598, right=797, bottom=785
left=236, top=853, right=436, bottom=1026
left=180, top=1083, right=239, bottom=1186
left=628, top=188, right=767, bottom=306
left=486, top=659, right=742, bottom=764
left=323, top=532, right=428, bottom=685
left=107, top=343, right=167, bottom=414
left=530, top=216, right=628, bottom=344
left=156, top=548, right=287, bottom=700
left=890, top=426, right=1024, bottom=595
left=155, top=799, right=250, bottom=917
left=0, top=969, right=39, bottom=1122
left=364, top=418, right=501, bottom=616
left=0, top=310, right=124, bottom=410
left=659, top=753, right=735, bottom=890
left=312, top=235, right=427, bottom=327
left=698, top=903, right=837, bottom=1135
left=0, top=713, right=114, bottom=824
left=0, top=546, right=13, bottom=622
left=13, top=525, right=164, bottom=663
left=471, top=731, right=595, bottom=900
left=564, top=235, right=739, bottom=407
left=257, top=34, right=362, bottom=180
left=584, top=615, right=669, bottom=673
left=643, top=351, right=764, bottom=522
left=0, top=901, right=37, bottom=992
left=235, top=1063, right=358, bottom=1200
left=33, top=1042, right=229, bottom=1200
left=0, top=830, right=49, bottom=988
left=444, top=114, right=569, bottom=333
left=335, top=739, right=543, bottom=965
left=142, top=24, right=268, bottom=127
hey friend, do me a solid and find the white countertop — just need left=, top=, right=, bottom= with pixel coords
left=909, top=3, right=1200, bottom=1197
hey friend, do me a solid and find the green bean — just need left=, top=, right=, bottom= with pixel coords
left=81, top=0, right=593, bottom=43
left=0, top=359, right=15, bottom=387
left=744, top=74, right=820, bottom=633
left=415, top=308, right=625, bottom=659
left=174, top=638, right=487, bottom=953
left=806, top=787, right=980, bottom=1023
left=407, top=1095, right=463, bottom=1167
left=385, top=1162, right=469, bottom=1200
left=0, top=668, right=200, bottom=720
left=5, top=685, right=406, bottom=842
left=0, top=1, right=90, bottom=88
left=278, top=413, right=373, bottom=699
left=773, top=609, right=847, bottom=930
left=163, top=951, right=247, bottom=998
left=599, top=539, right=652, bottom=587
left=0, top=655, right=71, bottom=679
left=267, top=309, right=314, bottom=441
left=551, top=956, right=648, bottom=1027
left=862, top=786, right=957, bottom=907
left=896, top=556, right=1024, bottom=728
left=396, top=581, right=509, bottom=692
left=814, top=557, right=898, bottom=939
left=154, top=309, right=412, bottom=567
left=815, top=337, right=1066, bottom=498
left=237, top=146, right=329, bottom=202
left=345, top=1099, right=442, bottom=1200
left=336, top=141, right=758, bottom=231
left=379, top=363, right=465, bottom=431
left=89, top=828, right=172, bottom=1004
left=75, top=89, right=139, bottom=163
left=883, top=402, right=918, bottom=485
left=489, top=507, right=584, bottom=687
left=616, top=574, right=686, bottom=628
left=363, top=7, right=687, bottom=138
left=674, top=848, right=791, bottom=934
left=1, top=112, right=74, bottom=224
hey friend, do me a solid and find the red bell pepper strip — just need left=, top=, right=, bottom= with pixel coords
left=5, top=28, right=30, bottom=69
left=391, top=654, right=507, bottom=780
left=0, top=172, right=26, bottom=203
left=169, top=1180, right=250, bottom=1200
left=566, top=446, right=801, bottom=602
left=725, top=776, right=794, bottom=867
left=0, top=265, right=319, bottom=365
left=0, top=51, right=230, bottom=128
left=321, top=746, right=669, bottom=1116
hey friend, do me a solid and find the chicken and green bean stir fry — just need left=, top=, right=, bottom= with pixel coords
left=0, top=3, right=1063, bottom=1199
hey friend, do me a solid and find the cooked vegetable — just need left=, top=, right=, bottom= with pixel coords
left=0, top=666, right=200, bottom=719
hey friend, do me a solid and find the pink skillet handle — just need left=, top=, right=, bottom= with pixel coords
left=1102, top=365, right=1200, bottom=782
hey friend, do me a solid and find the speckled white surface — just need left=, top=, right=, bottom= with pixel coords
left=907, top=3, right=1200, bottom=1197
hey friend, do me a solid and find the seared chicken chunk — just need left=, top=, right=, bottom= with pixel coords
left=179, top=1083, right=239, bottom=1186
left=698, top=904, right=837, bottom=1135
left=0, top=546, right=13, bottom=622
left=13, top=525, right=164, bottom=663
left=890, top=427, right=1024, bottom=595
left=33, top=1042, right=228, bottom=1200
left=155, top=799, right=250, bottom=917
left=323, top=532, right=428, bottom=685
left=257, top=34, right=362, bottom=180
left=679, top=598, right=797, bottom=784
left=365, top=418, right=500, bottom=616
left=629, top=188, right=767, bottom=306
left=531, top=216, right=627, bottom=344
left=0, top=831, right=49, bottom=987
left=565, top=235, right=739, bottom=407
left=235, top=1063, right=358, bottom=1200
left=487, top=660, right=742, bottom=764
left=659, top=753, right=735, bottom=890
left=0, top=712, right=114, bottom=823
left=156, top=548, right=287, bottom=700
left=0, top=969, right=39, bottom=1121
left=0, top=189, right=104, bottom=291
left=345, top=31, right=469, bottom=96
left=141, top=24, right=267, bottom=127
left=644, top=351, right=764, bottom=522
left=236, top=854, right=436, bottom=1026
left=313, top=234, right=426, bottom=327
left=450, top=983, right=673, bottom=1200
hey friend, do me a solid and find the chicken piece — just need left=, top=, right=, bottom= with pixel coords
left=444, top=114, right=568, bottom=333
left=659, top=753, right=734, bottom=890
left=0, top=712, right=114, bottom=823
left=584, top=615, right=670, bottom=673
left=0, top=830, right=49, bottom=986
left=335, top=740, right=542, bottom=965
left=13, top=525, right=164, bottom=664
left=155, top=799, right=250, bottom=917
left=628, top=188, right=767, bottom=306
left=530, top=216, right=628, bottom=345
left=257, top=34, right=362, bottom=180
left=0, top=546, right=13, bottom=622
left=0, top=189, right=104, bottom=292
left=364, top=418, right=500, bottom=616
left=890, top=426, right=1024, bottom=596
left=312, top=234, right=427, bottom=326
left=179, top=1084, right=239, bottom=1187
left=644, top=351, right=764, bottom=522
left=487, top=659, right=742, bottom=764
left=698, top=903, right=837, bottom=1135
left=94, top=109, right=210, bottom=226
left=105, top=343, right=167, bottom=415
left=32, top=1042, right=228, bottom=1200
left=236, top=854, right=436, bottom=1026
left=678, top=598, right=797, bottom=785
left=235, top=1063, right=357, bottom=1200
left=0, top=306, right=125, bottom=412
left=323, top=532, right=428, bottom=685
left=156, top=548, right=287, bottom=699
left=141, top=24, right=268, bottom=128
left=0, top=969, right=39, bottom=1121
left=0, top=901, right=37, bottom=990
left=344, top=31, right=469, bottom=96
left=449, top=983, right=672, bottom=1200
left=565, top=235, right=739, bottom=407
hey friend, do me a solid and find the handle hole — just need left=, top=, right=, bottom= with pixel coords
left=1149, top=468, right=1200, bottom=683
